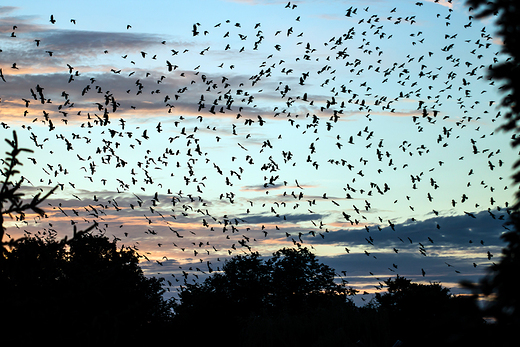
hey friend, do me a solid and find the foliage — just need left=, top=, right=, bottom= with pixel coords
left=462, top=211, right=520, bottom=347
left=238, top=302, right=390, bottom=347
left=462, top=3, right=520, bottom=345
left=173, top=246, right=358, bottom=345
left=465, top=0, right=520, bottom=204
left=173, top=263, right=493, bottom=346
left=479, top=212, right=520, bottom=326
left=0, top=130, right=57, bottom=250
left=375, top=275, right=452, bottom=310
left=175, top=246, right=355, bottom=314
left=269, top=248, right=343, bottom=294
left=374, top=275, right=490, bottom=347
left=0, top=230, right=174, bottom=344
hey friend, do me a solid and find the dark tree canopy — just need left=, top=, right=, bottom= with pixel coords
left=1, top=231, right=173, bottom=344
left=374, top=275, right=453, bottom=324
left=465, top=0, right=520, bottom=203
left=463, top=2, right=520, bottom=341
left=173, top=246, right=358, bottom=344
left=373, top=275, right=489, bottom=347
left=462, top=210, right=520, bottom=337
left=266, top=247, right=357, bottom=308
left=175, top=246, right=355, bottom=315
left=174, top=265, right=494, bottom=347
left=0, top=137, right=173, bottom=343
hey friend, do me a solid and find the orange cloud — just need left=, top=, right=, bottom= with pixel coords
left=425, top=0, right=453, bottom=9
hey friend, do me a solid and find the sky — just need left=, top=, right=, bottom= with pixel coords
left=0, top=0, right=517, bottom=305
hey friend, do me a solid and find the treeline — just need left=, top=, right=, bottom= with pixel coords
left=0, top=232, right=506, bottom=346
left=170, top=246, right=493, bottom=347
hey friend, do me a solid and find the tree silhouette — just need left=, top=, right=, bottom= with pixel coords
left=374, top=275, right=490, bottom=347
left=462, top=2, right=520, bottom=344
left=1, top=231, right=173, bottom=344
left=173, top=246, right=358, bottom=345
left=465, top=1, right=520, bottom=199
left=0, top=130, right=57, bottom=250
left=462, top=212, right=520, bottom=346
left=478, top=213, right=520, bottom=326
left=176, top=246, right=354, bottom=314
left=266, top=247, right=357, bottom=311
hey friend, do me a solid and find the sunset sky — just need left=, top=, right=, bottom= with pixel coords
left=0, top=0, right=516, bottom=304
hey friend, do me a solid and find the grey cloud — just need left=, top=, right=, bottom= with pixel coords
left=0, top=6, right=17, bottom=15
left=40, top=30, right=166, bottom=54
left=239, top=212, right=326, bottom=224
left=321, top=210, right=510, bottom=248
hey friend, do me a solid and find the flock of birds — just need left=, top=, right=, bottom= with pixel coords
left=0, top=1, right=517, bottom=297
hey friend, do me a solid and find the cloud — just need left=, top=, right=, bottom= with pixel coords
left=425, top=0, right=453, bottom=9
left=318, top=209, right=509, bottom=247
left=39, top=30, right=166, bottom=56
left=0, top=6, right=17, bottom=15
left=239, top=212, right=326, bottom=224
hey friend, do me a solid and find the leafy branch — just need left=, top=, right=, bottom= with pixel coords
left=1, top=130, right=58, bottom=250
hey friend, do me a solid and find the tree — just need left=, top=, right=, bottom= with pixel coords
left=465, top=1, right=520, bottom=203
left=461, top=211, right=520, bottom=347
left=266, top=247, right=356, bottom=310
left=176, top=246, right=354, bottom=315
left=374, top=275, right=453, bottom=326
left=462, top=3, right=520, bottom=344
left=1, top=230, right=173, bottom=344
left=478, top=213, right=520, bottom=326
left=0, top=130, right=57, bottom=251
left=374, top=276, right=489, bottom=347
left=173, top=246, right=358, bottom=345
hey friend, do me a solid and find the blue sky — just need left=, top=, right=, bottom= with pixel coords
left=0, top=0, right=516, bottom=303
